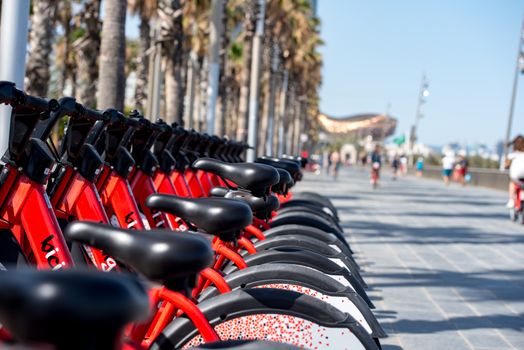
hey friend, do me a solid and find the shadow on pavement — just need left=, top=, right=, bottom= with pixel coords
left=381, top=313, right=524, bottom=334
left=382, top=345, right=403, bottom=350
left=342, top=220, right=524, bottom=245
left=369, top=267, right=524, bottom=302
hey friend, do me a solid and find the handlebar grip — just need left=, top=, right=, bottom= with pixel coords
left=24, top=95, right=59, bottom=112
left=83, top=106, right=105, bottom=121
left=102, top=108, right=127, bottom=126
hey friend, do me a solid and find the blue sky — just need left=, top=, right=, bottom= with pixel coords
left=317, top=0, right=524, bottom=147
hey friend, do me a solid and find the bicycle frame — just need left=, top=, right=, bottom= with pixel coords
left=96, top=165, right=147, bottom=230
left=129, top=168, right=174, bottom=229
left=129, top=286, right=220, bottom=348
left=169, top=170, right=192, bottom=197
left=0, top=165, right=73, bottom=269
left=184, top=168, right=205, bottom=198
left=50, top=166, right=118, bottom=271
left=196, top=169, right=213, bottom=196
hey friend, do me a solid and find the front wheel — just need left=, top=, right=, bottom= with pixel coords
left=151, top=289, right=379, bottom=350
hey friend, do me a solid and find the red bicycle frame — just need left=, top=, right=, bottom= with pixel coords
left=50, top=167, right=118, bottom=271
left=96, top=165, right=147, bottom=230
left=184, top=168, right=205, bottom=198
left=196, top=169, right=213, bottom=196
left=169, top=170, right=192, bottom=197
left=129, top=287, right=220, bottom=348
left=0, top=165, right=73, bottom=269
left=129, top=168, right=174, bottom=229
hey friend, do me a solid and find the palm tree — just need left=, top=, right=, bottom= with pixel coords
left=54, top=1, right=74, bottom=97
left=97, top=0, right=127, bottom=110
left=25, top=0, right=57, bottom=97
left=128, top=0, right=157, bottom=112
left=157, top=0, right=184, bottom=124
left=182, top=0, right=211, bottom=128
left=73, top=0, right=102, bottom=107
left=235, top=0, right=256, bottom=142
left=265, top=0, right=322, bottom=155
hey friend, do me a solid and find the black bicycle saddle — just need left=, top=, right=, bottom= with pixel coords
left=145, top=194, right=253, bottom=241
left=209, top=188, right=279, bottom=220
left=255, top=157, right=300, bottom=181
left=192, top=158, right=279, bottom=197
left=64, top=222, right=213, bottom=290
left=0, top=269, right=149, bottom=349
left=273, top=168, right=294, bottom=194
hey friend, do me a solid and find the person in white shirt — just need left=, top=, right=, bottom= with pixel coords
left=441, top=153, right=455, bottom=185
left=506, top=135, right=524, bottom=208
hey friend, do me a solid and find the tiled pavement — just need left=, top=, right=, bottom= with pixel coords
left=295, top=168, right=524, bottom=350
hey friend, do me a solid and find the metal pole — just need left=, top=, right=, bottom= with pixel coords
left=0, top=0, right=30, bottom=161
left=205, top=0, right=225, bottom=135
left=246, top=0, right=265, bottom=162
left=409, top=74, right=427, bottom=166
left=502, top=14, right=524, bottom=169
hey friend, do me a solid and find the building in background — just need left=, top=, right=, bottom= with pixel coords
left=318, top=113, right=397, bottom=142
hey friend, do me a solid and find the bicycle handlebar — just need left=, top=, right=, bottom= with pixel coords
left=0, top=81, right=59, bottom=113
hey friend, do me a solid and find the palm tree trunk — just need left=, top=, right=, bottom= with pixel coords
left=198, top=57, right=209, bottom=131
left=184, top=52, right=198, bottom=129
left=265, top=42, right=279, bottom=155
left=58, top=1, right=72, bottom=96
left=235, top=3, right=256, bottom=142
left=284, top=84, right=295, bottom=155
left=276, top=70, right=288, bottom=156
left=158, top=0, right=184, bottom=125
left=257, top=37, right=271, bottom=156
left=214, top=1, right=228, bottom=136
left=74, top=0, right=101, bottom=108
left=258, top=70, right=270, bottom=156
left=229, top=84, right=240, bottom=138
left=134, top=14, right=151, bottom=112
left=97, top=0, right=127, bottom=110
left=164, top=57, right=183, bottom=123
left=25, top=0, right=57, bottom=97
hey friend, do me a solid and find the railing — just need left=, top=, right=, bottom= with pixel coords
left=411, top=165, right=509, bottom=191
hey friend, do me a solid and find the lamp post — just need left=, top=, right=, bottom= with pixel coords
left=501, top=13, right=524, bottom=170
left=0, top=0, right=30, bottom=162
left=409, top=74, right=429, bottom=166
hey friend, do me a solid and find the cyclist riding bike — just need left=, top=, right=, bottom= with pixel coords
left=370, top=145, right=382, bottom=188
left=505, top=136, right=524, bottom=223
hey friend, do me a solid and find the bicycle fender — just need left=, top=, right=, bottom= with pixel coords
left=261, top=224, right=353, bottom=258
left=249, top=234, right=365, bottom=287
left=152, top=289, right=379, bottom=350
left=223, top=250, right=374, bottom=309
left=198, top=264, right=386, bottom=339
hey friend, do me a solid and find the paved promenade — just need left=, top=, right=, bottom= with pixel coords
left=296, top=168, right=524, bottom=350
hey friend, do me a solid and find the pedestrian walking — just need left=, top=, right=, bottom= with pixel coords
left=392, top=155, right=400, bottom=180
left=416, top=157, right=424, bottom=177
left=456, top=155, right=468, bottom=186
left=399, top=155, right=408, bottom=174
left=330, top=150, right=342, bottom=180
left=442, top=152, right=455, bottom=185
left=506, top=135, right=524, bottom=208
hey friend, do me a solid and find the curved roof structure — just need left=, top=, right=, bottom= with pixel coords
left=318, top=113, right=397, bottom=140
